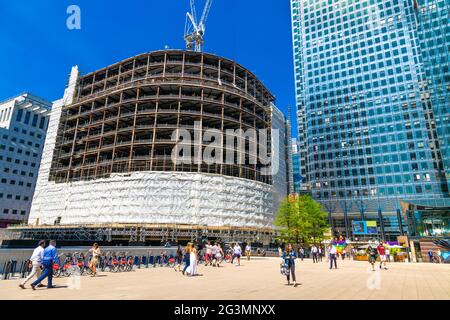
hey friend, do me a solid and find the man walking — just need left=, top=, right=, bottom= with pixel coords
left=31, top=240, right=58, bottom=290
left=329, top=244, right=338, bottom=269
left=19, top=240, right=45, bottom=289
left=311, top=245, right=318, bottom=263
left=377, top=242, right=388, bottom=270
left=299, top=247, right=305, bottom=261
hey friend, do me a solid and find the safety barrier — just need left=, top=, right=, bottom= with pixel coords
left=0, top=254, right=178, bottom=280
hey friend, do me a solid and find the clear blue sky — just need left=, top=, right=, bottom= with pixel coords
left=0, top=0, right=296, bottom=134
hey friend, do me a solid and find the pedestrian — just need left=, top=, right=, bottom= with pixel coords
left=216, top=243, right=224, bottom=267
left=31, top=240, right=58, bottom=290
left=175, top=245, right=183, bottom=272
left=342, top=249, right=346, bottom=260
left=385, top=247, right=391, bottom=262
left=311, top=245, right=318, bottom=263
left=318, top=247, right=323, bottom=262
left=282, top=244, right=297, bottom=287
left=182, top=243, right=191, bottom=275
left=19, top=240, right=46, bottom=289
left=377, top=242, right=388, bottom=270
left=367, top=246, right=378, bottom=271
left=186, top=243, right=198, bottom=276
left=204, top=241, right=212, bottom=266
left=329, top=244, right=337, bottom=269
left=299, top=247, right=305, bottom=261
left=428, top=250, right=433, bottom=263
left=211, top=242, right=218, bottom=267
left=88, top=243, right=101, bottom=277
left=245, top=244, right=252, bottom=261
left=232, top=243, right=242, bottom=266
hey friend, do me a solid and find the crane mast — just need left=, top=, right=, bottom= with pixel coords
left=184, top=0, right=213, bottom=52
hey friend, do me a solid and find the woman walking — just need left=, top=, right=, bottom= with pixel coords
left=245, top=244, right=252, bottom=261
left=88, top=243, right=101, bottom=277
left=175, top=245, right=183, bottom=272
left=181, top=244, right=191, bottom=275
left=216, top=243, right=224, bottom=267
left=186, top=243, right=198, bottom=276
left=282, top=244, right=297, bottom=286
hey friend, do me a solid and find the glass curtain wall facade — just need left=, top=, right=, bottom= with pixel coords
left=291, top=0, right=449, bottom=239
left=292, top=138, right=302, bottom=194
left=415, top=0, right=450, bottom=193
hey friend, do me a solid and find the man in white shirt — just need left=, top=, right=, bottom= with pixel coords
left=311, top=245, right=318, bottom=263
left=329, top=244, right=338, bottom=269
left=19, top=240, right=45, bottom=289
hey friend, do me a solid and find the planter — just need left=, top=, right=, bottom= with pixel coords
left=355, top=256, right=368, bottom=261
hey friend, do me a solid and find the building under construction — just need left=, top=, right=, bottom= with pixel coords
left=7, top=50, right=289, bottom=246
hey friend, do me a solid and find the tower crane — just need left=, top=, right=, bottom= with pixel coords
left=184, top=0, right=213, bottom=52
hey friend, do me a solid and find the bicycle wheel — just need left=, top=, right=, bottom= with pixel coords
left=53, top=268, right=61, bottom=278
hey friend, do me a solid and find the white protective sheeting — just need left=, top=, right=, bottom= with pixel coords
left=29, top=66, right=275, bottom=228
left=30, top=171, right=274, bottom=228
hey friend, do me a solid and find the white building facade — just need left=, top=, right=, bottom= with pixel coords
left=0, top=93, right=51, bottom=227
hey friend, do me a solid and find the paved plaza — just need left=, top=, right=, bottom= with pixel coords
left=0, top=257, right=449, bottom=300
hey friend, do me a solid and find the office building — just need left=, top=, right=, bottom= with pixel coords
left=25, top=51, right=287, bottom=244
left=291, top=0, right=449, bottom=239
left=0, top=93, right=51, bottom=227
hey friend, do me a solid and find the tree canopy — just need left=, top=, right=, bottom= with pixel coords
left=275, top=195, right=329, bottom=245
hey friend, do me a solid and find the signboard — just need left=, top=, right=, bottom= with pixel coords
left=366, top=221, right=378, bottom=234
left=352, top=221, right=378, bottom=235
left=352, top=221, right=366, bottom=234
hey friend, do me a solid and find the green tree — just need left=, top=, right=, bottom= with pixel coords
left=275, top=195, right=329, bottom=245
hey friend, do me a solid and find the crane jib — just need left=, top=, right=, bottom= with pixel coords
left=184, top=0, right=213, bottom=52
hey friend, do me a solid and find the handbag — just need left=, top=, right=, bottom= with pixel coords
left=280, top=263, right=289, bottom=276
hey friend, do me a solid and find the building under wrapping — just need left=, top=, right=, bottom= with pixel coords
left=21, top=50, right=288, bottom=244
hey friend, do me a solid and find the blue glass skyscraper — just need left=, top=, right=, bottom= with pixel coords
left=291, top=0, right=449, bottom=239
left=415, top=0, right=449, bottom=193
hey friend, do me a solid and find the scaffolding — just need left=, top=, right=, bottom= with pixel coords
left=49, top=50, right=274, bottom=185
left=3, top=224, right=275, bottom=245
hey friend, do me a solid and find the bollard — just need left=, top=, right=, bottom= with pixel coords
left=19, top=261, right=26, bottom=278
left=0, top=261, right=4, bottom=277
left=10, top=260, right=18, bottom=278
left=149, top=255, right=155, bottom=267
left=3, top=261, right=11, bottom=280
left=1, top=261, right=7, bottom=280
